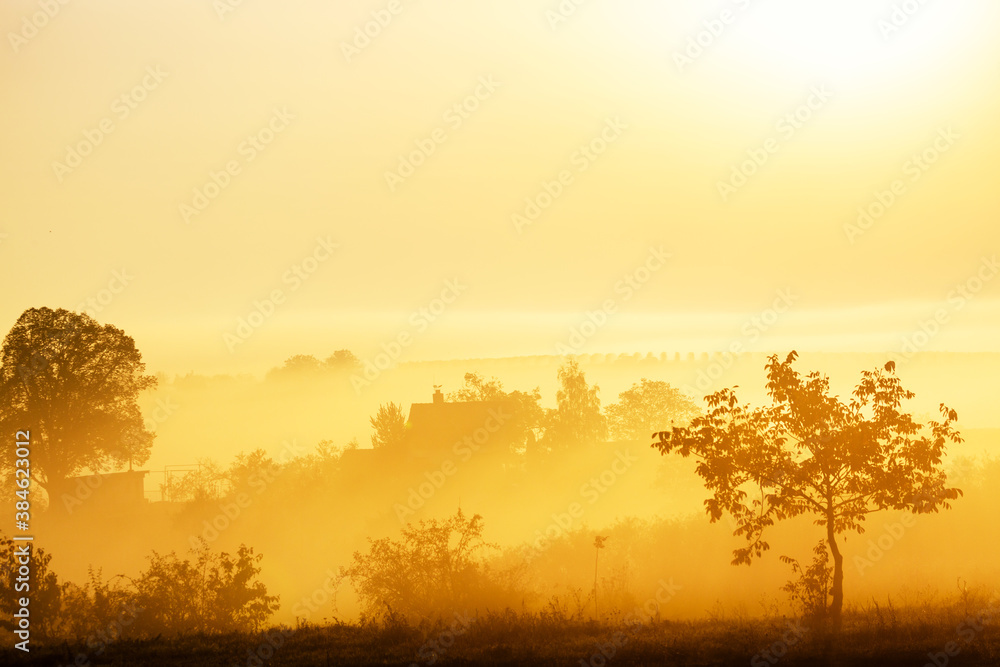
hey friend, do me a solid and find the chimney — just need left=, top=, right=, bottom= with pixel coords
left=433, top=387, right=444, bottom=404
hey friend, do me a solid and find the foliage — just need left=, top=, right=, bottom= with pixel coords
left=780, top=540, right=832, bottom=623
left=278, top=354, right=323, bottom=374
left=279, top=439, right=351, bottom=488
left=325, top=349, right=361, bottom=371
left=160, top=458, right=227, bottom=502
left=57, top=568, right=140, bottom=643
left=0, top=307, right=157, bottom=492
left=266, top=350, right=360, bottom=379
left=228, top=449, right=279, bottom=495
left=653, top=352, right=962, bottom=627
left=604, top=378, right=699, bottom=441
left=542, top=359, right=607, bottom=450
left=369, top=402, right=407, bottom=449
left=343, top=509, right=498, bottom=622
left=0, top=537, right=277, bottom=643
left=448, top=372, right=544, bottom=452
left=0, top=532, right=62, bottom=640
left=131, top=543, right=279, bottom=636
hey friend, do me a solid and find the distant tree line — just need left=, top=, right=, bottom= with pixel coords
left=367, top=359, right=700, bottom=456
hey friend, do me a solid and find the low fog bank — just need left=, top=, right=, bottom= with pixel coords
left=138, top=351, right=1000, bottom=479
left=18, top=350, right=999, bottom=632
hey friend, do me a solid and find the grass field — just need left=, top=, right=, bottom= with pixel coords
left=6, top=604, right=999, bottom=667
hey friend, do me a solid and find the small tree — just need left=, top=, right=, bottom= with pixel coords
left=369, top=402, right=406, bottom=449
left=653, top=352, right=962, bottom=630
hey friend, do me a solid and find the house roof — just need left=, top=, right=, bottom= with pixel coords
left=406, top=400, right=515, bottom=450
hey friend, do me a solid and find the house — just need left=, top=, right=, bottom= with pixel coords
left=403, top=388, right=517, bottom=463
left=340, top=388, right=520, bottom=480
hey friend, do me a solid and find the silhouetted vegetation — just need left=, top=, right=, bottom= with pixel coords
left=2, top=323, right=996, bottom=665
left=0, top=533, right=278, bottom=641
left=540, top=359, right=608, bottom=452
left=655, top=351, right=964, bottom=629
left=369, top=402, right=407, bottom=449
left=340, top=509, right=511, bottom=623
left=605, top=378, right=700, bottom=441
left=0, top=307, right=156, bottom=496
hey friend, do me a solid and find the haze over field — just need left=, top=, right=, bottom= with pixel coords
left=2, top=1, right=999, bottom=664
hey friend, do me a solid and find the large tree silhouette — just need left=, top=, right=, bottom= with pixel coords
left=653, top=351, right=962, bottom=630
left=0, top=308, right=156, bottom=497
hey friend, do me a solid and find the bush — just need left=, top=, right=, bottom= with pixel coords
left=0, top=532, right=62, bottom=640
left=57, top=568, right=140, bottom=643
left=781, top=540, right=832, bottom=624
left=343, top=509, right=499, bottom=623
left=132, top=542, right=279, bottom=635
left=0, top=536, right=278, bottom=644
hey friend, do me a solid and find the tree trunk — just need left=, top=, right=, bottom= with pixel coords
left=826, top=515, right=844, bottom=632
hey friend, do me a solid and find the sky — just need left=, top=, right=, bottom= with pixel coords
left=2, top=0, right=999, bottom=375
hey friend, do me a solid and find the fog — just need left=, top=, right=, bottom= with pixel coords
left=27, top=350, right=1000, bottom=627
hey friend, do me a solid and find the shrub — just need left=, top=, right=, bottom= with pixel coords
left=132, top=542, right=279, bottom=635
left=781, top=540, right=832, bottom=624
left=343, top=509, right=498, bottom=622
left=0, top=532, right=62, bottom=640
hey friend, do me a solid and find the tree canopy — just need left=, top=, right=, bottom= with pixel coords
left=0, top=308, right=157, bottom=494
left=542, top=359, right=606, bottom=450
left=605, top=378, right=699, bottom=441
left=369, top=402, right=406, bottom=449
left=449, top=372, right=543, bottom=453
left=653, top=351, right=962, bottom=628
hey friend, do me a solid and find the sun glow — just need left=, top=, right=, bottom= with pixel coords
left=622, top=0, right=989, bottom=91
left=731, top=1, right=977, bottom=83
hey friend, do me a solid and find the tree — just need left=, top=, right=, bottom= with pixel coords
left=653, top=352, right=962, bottom=630
left=227, top=449, right=278, bottom=496
left=542, top=359, right=606, bottom=450
left=0, top=308, right=156, bottom=496
left=266, top=354, right=323, bottom=381
left=448, top=372, right=544, bottom=453
left=324, top=349, right=361, bottom=371
left=605, top=379, right=699, bottom=441
left=342, top=509, right=496, bottom=621
left=370, top=402, right=406, bottom=449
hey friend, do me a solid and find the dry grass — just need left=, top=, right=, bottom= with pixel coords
left=4, top=599, right=999, bottom=666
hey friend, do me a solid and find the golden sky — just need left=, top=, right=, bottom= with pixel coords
left=2, top=0, right=998, bottom=374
